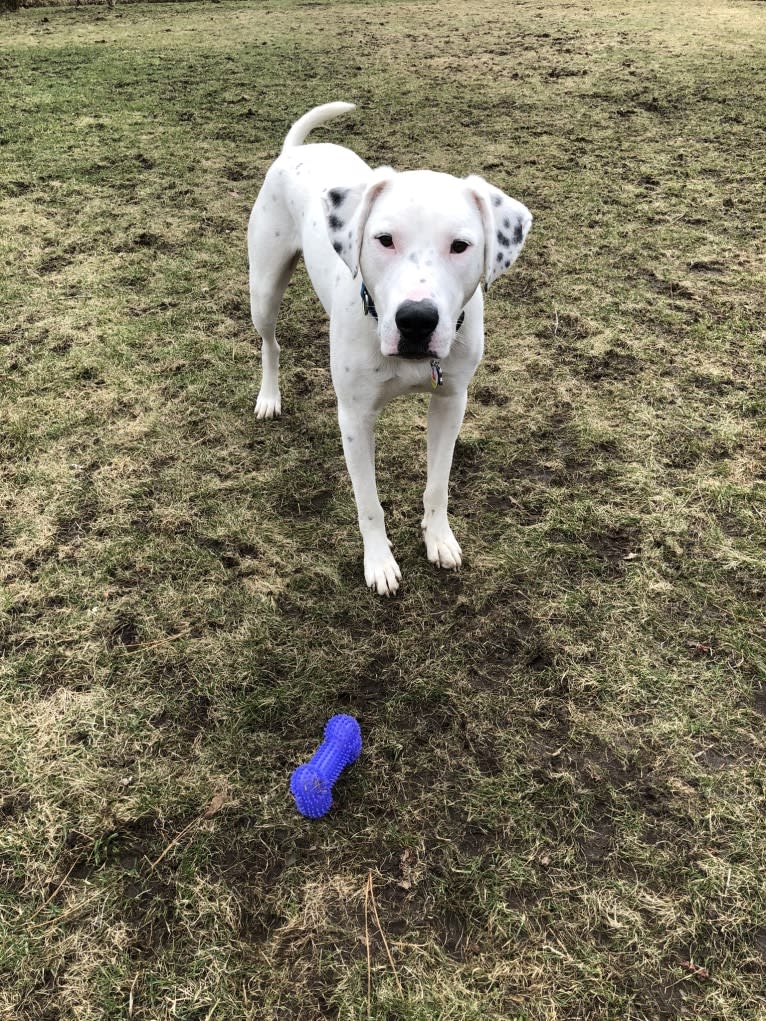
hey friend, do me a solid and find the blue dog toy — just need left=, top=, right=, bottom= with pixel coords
left=290, top=715, right=362, bottom=818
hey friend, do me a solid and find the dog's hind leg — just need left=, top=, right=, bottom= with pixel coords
left=247, top=183, right=300, bottom=419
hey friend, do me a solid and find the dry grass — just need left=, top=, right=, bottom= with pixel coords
left=1, top=1, right=765, bottom=1018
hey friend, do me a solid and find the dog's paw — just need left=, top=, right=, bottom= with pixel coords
left=422, top=523, right=462, bottom=571
left=255, top=391, right=281, bottom=419
left=364, top=549, right=402, bottom=597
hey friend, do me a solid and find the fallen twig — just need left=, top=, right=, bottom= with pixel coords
left=27, top=859, right=80, bottom=923
left=365, top=872, right=403, bottom=998
left=150, top=791, right=227, bottom=869
left=125, top=627, right=192, bottom=653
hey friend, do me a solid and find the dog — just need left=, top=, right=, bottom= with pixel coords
left=247, top=102, right=532, bottom=595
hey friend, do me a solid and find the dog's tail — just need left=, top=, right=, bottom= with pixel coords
left=281, top=102, right=356, bottom=152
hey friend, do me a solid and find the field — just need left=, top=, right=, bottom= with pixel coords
left=1, top=0, right=765, bottom=1018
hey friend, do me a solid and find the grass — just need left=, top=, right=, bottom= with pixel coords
left=1, top=0, right=765, bottom=1018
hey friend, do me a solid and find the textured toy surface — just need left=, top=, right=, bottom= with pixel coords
left=290, top=715, right=363, bottom=818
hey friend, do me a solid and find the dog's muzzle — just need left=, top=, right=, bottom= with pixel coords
left=360, top=283, right=464, bottom=366
left=395, top=299, right=440, bottom=359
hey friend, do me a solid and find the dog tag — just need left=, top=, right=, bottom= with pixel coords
left=430, top=359, right=444, bottom=389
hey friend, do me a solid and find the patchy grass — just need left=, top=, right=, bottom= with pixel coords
left=1, top=0, right=765, bottom=1018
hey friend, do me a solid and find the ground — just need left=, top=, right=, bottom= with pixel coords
left=1, top=1, right=765, bottom=1018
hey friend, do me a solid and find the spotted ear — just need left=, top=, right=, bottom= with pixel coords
left=322, top=168, right=394, bottom=277
left=465, top=175, right=532, bottom=289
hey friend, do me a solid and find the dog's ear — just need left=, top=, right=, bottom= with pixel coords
left=322, top=168, right=394, bottom=277
left=465, top=175, right=532, bottom=289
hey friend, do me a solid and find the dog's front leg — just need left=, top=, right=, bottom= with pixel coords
left=422, top=389, right=468, bottom=570
left=337, top=403, right=402, bottom=596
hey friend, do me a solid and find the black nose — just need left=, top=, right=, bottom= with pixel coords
left=395, top=300, right=439, bottom=349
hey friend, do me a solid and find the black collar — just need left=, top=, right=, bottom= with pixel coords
left=361, top=281, right=378, bottom=319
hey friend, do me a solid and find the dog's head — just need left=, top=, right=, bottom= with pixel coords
left=322, top=169, right=532, bottom=360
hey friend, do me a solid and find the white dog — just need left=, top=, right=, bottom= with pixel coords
left=248, top=102, right=531, bottom=595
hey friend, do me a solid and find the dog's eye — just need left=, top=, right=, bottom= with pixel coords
left=376, top=234, right=394, bottom=249
left=450, top=240, right=470, bottom=254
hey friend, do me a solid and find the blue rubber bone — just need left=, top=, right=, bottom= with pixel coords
left=290, top=715, right=362, bottom=818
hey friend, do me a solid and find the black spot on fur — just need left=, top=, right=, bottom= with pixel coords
left=503, top=217, right=511, bottom=229
left=496, top=252, right=504, bottom=262
left=329, top=214, right=344, bottom=231
left=492, top=194, right=502, bottom=207
left=497, top=230, right=510, bottom=247
left=513, top=220, right=524, bottom=245
left=328, top=188, right=349, bottom=208
left=333, top=241, right=343, bottom=255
